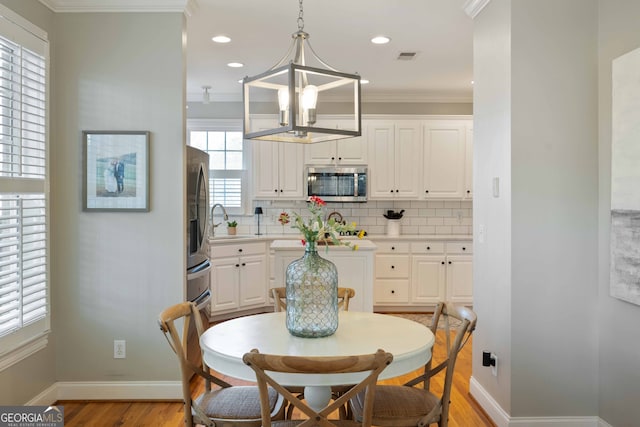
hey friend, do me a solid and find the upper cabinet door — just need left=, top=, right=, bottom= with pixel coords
left=335, top=119, right=367, bottom=165
left=422, top=122, right=466, bottom=199
left=393, top=122, right=421, bottom=199
left=368, top=122, right=397, bottom=198
left=465, top=125, right=473, bottom=199
left=278, top=143, right=304, bottom=198
left=252, top=140, right=280, bottom=198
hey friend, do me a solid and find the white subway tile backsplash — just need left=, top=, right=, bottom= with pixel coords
left=247, top=199, right=472, bottom=237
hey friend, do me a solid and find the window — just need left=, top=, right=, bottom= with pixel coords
left=188, top=120, right=247, bottom=214
left=0, top=6, right=49, bottom=369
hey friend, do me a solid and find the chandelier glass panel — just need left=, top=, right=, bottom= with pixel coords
left=243, top=0, right=361, bottom=144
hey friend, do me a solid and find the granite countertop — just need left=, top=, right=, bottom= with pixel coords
left=209, top=234, right=472, bottom=245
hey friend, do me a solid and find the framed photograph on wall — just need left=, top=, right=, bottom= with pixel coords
left=83, top=131, right=150, bottom=212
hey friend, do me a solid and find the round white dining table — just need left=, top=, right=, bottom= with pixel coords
left=200, top=311, right=435, bottom=411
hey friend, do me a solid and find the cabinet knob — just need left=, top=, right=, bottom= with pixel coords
left=391, top=290, right=395, bottom=294
left=467, top=190, right=471, bottom=194
left=395, top=189, right=399, bottom=193
left=391, top=246, right=395, bottom=250
left=425, top=190, right=429, bottom=193
left=280, top=189, right=283, bottom=192
left=448, top=261, right=452, bottom=264
left=338, top=157, right=342, bottom=161
left=427, top=246, right=431, bottom=250
left=391, top=265, right=395, bottom=269
left=462, top=247, right=466, bottom=251
left=235, top=264, right=240, bottom=267
left=238, top=248, right=243, bottom=252
left=441, top=261, right=445, bottom=265
left=241, top=263, right=246, bottom=266
left=331, top=157, right=335, bottom=160
left=390, top=190, right=394, bottom=193
left=274, top=189, right=278, bottom=193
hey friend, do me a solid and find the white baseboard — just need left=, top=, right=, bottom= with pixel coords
left=470, top=376, right=607, bottom=427
left=25, top=381, right=182, bottom=404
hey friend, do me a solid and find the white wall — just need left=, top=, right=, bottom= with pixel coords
left=51, top=12, right=186, bottom=382
left=473, top=0, right=600, bottom=419
left=597, top=1, right=640, bottom=425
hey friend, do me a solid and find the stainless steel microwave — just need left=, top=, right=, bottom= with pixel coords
left=306, top=166, right=367, bottom=202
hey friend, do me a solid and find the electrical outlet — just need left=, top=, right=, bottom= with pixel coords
left=114, top=340, right=126, bottom=359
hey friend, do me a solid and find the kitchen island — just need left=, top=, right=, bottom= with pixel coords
left=270, top=239, right=377, bottom=312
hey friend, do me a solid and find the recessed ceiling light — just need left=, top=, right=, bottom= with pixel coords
left=471, top=80, right=475, bottom=85
left=227, top=62, right=244, bottom=68
left=371, top=36, right=391, bottom=45
left=212, top=35, right=231, bottom=43
left=361, top=79, right=370, bottom=84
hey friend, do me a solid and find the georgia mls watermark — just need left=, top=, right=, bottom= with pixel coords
left=0, top=406, right=63, bottom=427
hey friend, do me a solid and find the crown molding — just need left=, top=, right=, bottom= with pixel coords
left=463, top=0, right=491, bottom=19
left=38, top=0, right=195, bottom=13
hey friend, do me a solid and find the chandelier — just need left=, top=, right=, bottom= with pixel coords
left=242, top=0, right=361, bottom=144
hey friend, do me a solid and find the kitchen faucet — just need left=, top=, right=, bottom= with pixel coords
left=210, top=203, right=229, bottom=237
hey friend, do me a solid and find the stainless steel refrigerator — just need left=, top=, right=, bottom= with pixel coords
left=186, top=145, right=211, bottom=367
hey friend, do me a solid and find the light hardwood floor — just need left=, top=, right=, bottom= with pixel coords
left=59, top=331, right=494, bottom=427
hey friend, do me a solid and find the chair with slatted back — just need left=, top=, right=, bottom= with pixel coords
left=271, top=287, right=356, bottom=312
left=350, top=302, right=477, bottom=427
left=243, top=349, right=393, bottom=427
left=158, top=302, right=286, bottom=427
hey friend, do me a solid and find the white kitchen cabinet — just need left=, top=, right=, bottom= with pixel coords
left=210, top=242, right=268, bottom=314
left=368, top=121, right=421, bottom=199
left=373, top=238, right=473, bottom=310
left=422, top=121, right=466, bottom=199
left=464, top=124, right=473, bottom=199
left=374, top=241, right=410, bottom=304
left=411, top=255, right=446, bottom=304
left=304, top=119, right=367, bottom=165
left=251, top=118, right=304, bottom=199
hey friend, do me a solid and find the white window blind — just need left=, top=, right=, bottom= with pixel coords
left=0, top=7, right=49, bottom=366
left=188, top=126, right=247, bottom=214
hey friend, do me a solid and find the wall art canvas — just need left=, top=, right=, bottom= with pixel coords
left=611, top=46, right=640, bottom=305
left=83, top=131, right=150, bottom=211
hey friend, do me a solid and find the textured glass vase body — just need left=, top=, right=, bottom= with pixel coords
left=286, top=242, right=338, bottom=338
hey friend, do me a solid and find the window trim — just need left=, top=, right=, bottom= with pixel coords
left=187, top=119, right=249, bottom=215
left=0, top=3, right=50, bottom=372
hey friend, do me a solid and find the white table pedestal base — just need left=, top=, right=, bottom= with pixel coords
left=304, top=385, right=332, bottom=412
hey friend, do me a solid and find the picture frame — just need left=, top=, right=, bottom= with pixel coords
left=82, top=131, right=150, bottom=212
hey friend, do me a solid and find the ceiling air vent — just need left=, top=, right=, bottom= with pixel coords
left=397, top=52, right=418, bottom=61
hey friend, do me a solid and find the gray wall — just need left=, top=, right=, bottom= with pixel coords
left=0, top=0, right=56, bottom=405
left=51, top=12, right=185, bottom=382
left=473, top=0, right=600, bottom=419
left=597, top=1, right=640, bottom=425
left=471, top=0, right=513, bottom=411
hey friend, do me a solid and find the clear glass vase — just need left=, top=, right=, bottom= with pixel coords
left=285, top=241, right=338, bottom=338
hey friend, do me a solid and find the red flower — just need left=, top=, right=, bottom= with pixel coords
left=301, top=239, right=306, bottom=246
left=309, top=196, right=326, bottom=206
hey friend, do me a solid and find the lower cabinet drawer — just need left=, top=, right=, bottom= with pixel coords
left=375, top=255, right=410, bottom=278
left=374, top=280, right=409, bottom=304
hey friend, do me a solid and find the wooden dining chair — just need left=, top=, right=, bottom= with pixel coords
left=243, top=349, right=393, bottom=427
left=271, top=287, right=356, bottom=312
left=158, top=301, right=286, bottom=427
left=350, top=302, right=477, bottom=427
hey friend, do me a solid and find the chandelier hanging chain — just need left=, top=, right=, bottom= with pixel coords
left=297, top=0, right=304, bottom=31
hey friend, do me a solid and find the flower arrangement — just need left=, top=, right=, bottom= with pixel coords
left=291, top=196, right=365, bottom=250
